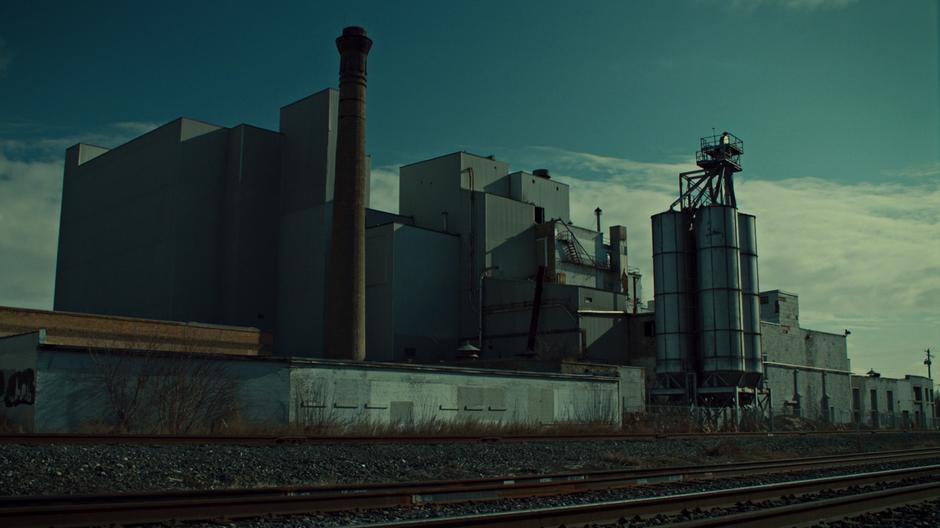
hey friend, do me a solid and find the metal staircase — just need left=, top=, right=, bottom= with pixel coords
left=556, top=223, right=608, bottom=270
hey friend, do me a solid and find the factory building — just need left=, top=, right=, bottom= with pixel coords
left=0, top=27, right=642, bottom=432
left=852, top=372, right=935, bottom=429
left=51, top=101, right=641, bottom=365
left=0, top=27, right=932, bottom=433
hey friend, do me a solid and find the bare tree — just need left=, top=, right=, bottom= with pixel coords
left=83, top=328, right=239, bottom=434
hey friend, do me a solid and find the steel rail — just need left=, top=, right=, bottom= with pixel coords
left=364, top=464, right=940, bottom=528
left=2, top=448, right=940, bottom=527
left=0, top=429, right=934, bottom=445
left=663, top=480, right=940, bottom=527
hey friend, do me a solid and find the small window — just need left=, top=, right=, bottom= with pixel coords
left=535, top=206, right=545, bottom=224
left=760, top=295, right=768, bottom=304
left=774, top=300, right=780, bottom=313
left=584, top=296, right=593, bottom=304
left=644, top=321, right=655, bottom=337
left=870, top=389, right=878, bottom=411
left=914, top=387, right=923, bottom=401
left=887, top=391, right=894, bottom=412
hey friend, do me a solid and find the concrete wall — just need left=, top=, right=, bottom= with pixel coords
left=278, top=89, right=337, bottom=209
left=220, top=125, right=283, bottom=329
left=365, top=222, right=459, bottom=362
left=852, top=374, right=936, bottom=428
left=0, top=335, right=625, bottom=431
left=391, top=225, right=460, bottom=361
left=31, top=348, right=289, bottom=432
left=760, top=290, right=799, bottom=326
left=0, top=332, right=38, bottom=431
left=482, top=278, right=630, bottom=363
left=289, top=359, right=622, bottom=427
left=762, top=322, right=852, bottom=422
left=508, top=171, right=570, bottom=223
left=484, top=193, right=536, bottom=281
left=275, top=203, right=332, bottom=356
left=56, top=119, right=229, bottom=324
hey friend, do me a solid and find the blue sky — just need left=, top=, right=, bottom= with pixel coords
left=0, top=0, right=937, bottom=377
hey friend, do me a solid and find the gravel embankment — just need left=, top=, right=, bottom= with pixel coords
left=228, top=458, right=940, bottom=527
left=0, top=432, right=937, bottom=496
left=815, top=497, right=940, bottom=527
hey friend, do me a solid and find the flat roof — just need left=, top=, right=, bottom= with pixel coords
left=0, top=306, right=271, bottom=356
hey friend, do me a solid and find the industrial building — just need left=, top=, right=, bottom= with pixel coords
left=0, top=27, right=933, bottom=432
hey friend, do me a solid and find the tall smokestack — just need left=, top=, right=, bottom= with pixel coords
left=324, top=26, right=372, bottom=360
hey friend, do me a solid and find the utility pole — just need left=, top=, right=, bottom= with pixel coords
left=925, top=348, right=933, bottom=380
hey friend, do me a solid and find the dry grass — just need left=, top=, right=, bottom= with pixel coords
left=216, top=417, right=620, bottom=438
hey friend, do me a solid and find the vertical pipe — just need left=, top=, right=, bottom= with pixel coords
left=526, top=266, right=546, bottom=354
left=324, top=26, right=373, bottom=360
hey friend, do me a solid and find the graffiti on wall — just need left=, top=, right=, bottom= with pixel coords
left=1, top=369, right=36, bottom=407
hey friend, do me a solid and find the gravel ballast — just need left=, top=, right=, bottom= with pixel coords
left=0, top=432, right=938, bottom=497
left=228, top=458, right=940, bottom=527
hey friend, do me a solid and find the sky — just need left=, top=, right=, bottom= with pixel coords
left=0, top=0, right=937, bottom=378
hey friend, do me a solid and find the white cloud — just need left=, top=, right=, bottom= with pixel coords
left=725, top=0, right=859, bottom=11
left=370, top=165, right=400, bottom=213
left=0, top=122, right=159, bottom=155
left=0, top=153, right=62, bottom=310
left=0, top=121, right=159, bottom=310
left=520, top=146, right=940, bottom=378
left=884, top=161, right=940, bottom=180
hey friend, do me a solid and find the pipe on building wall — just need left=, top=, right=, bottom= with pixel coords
left=324, top=26, right=373, bottom=361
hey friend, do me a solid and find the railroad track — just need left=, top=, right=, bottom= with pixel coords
left=3, top=447, right=940, bottom=527
left=0, top=429, right=935, bottom=445
left=371, top=465, right=940, bottom=527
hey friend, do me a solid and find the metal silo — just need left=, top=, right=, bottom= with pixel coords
left=652, top=210, right=696, bottom=376
left=694, top=205, right=745, bottom=376
left=738, top=213, right=762, bottom=386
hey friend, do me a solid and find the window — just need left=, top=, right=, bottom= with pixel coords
left=774, top=300, right=780, bottom=313
left=644, top=321, right=655, bottom=337
left=584, top=296, right=593, bottom=304
left=760, top=295, right=768, bottom=304
left=914, top=387, right=923, bottom=402
left=887, top=391, right=894, bottom=412
left=870, top=389, right=878, bottom=411
left=852, top=388, right=860, bottom=410
left=535, top=206, right=545, bottom=224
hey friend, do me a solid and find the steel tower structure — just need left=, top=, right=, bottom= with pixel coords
left=652, top=132, right=768, bottom=428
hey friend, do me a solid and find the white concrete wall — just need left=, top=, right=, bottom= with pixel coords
left=762, top=321, right=853, bottom=423
left=1, top=336, right=625, bottom=432
left=508, top=171, right=570, bottom=223
left=288, top=360, right=622, bottom=428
